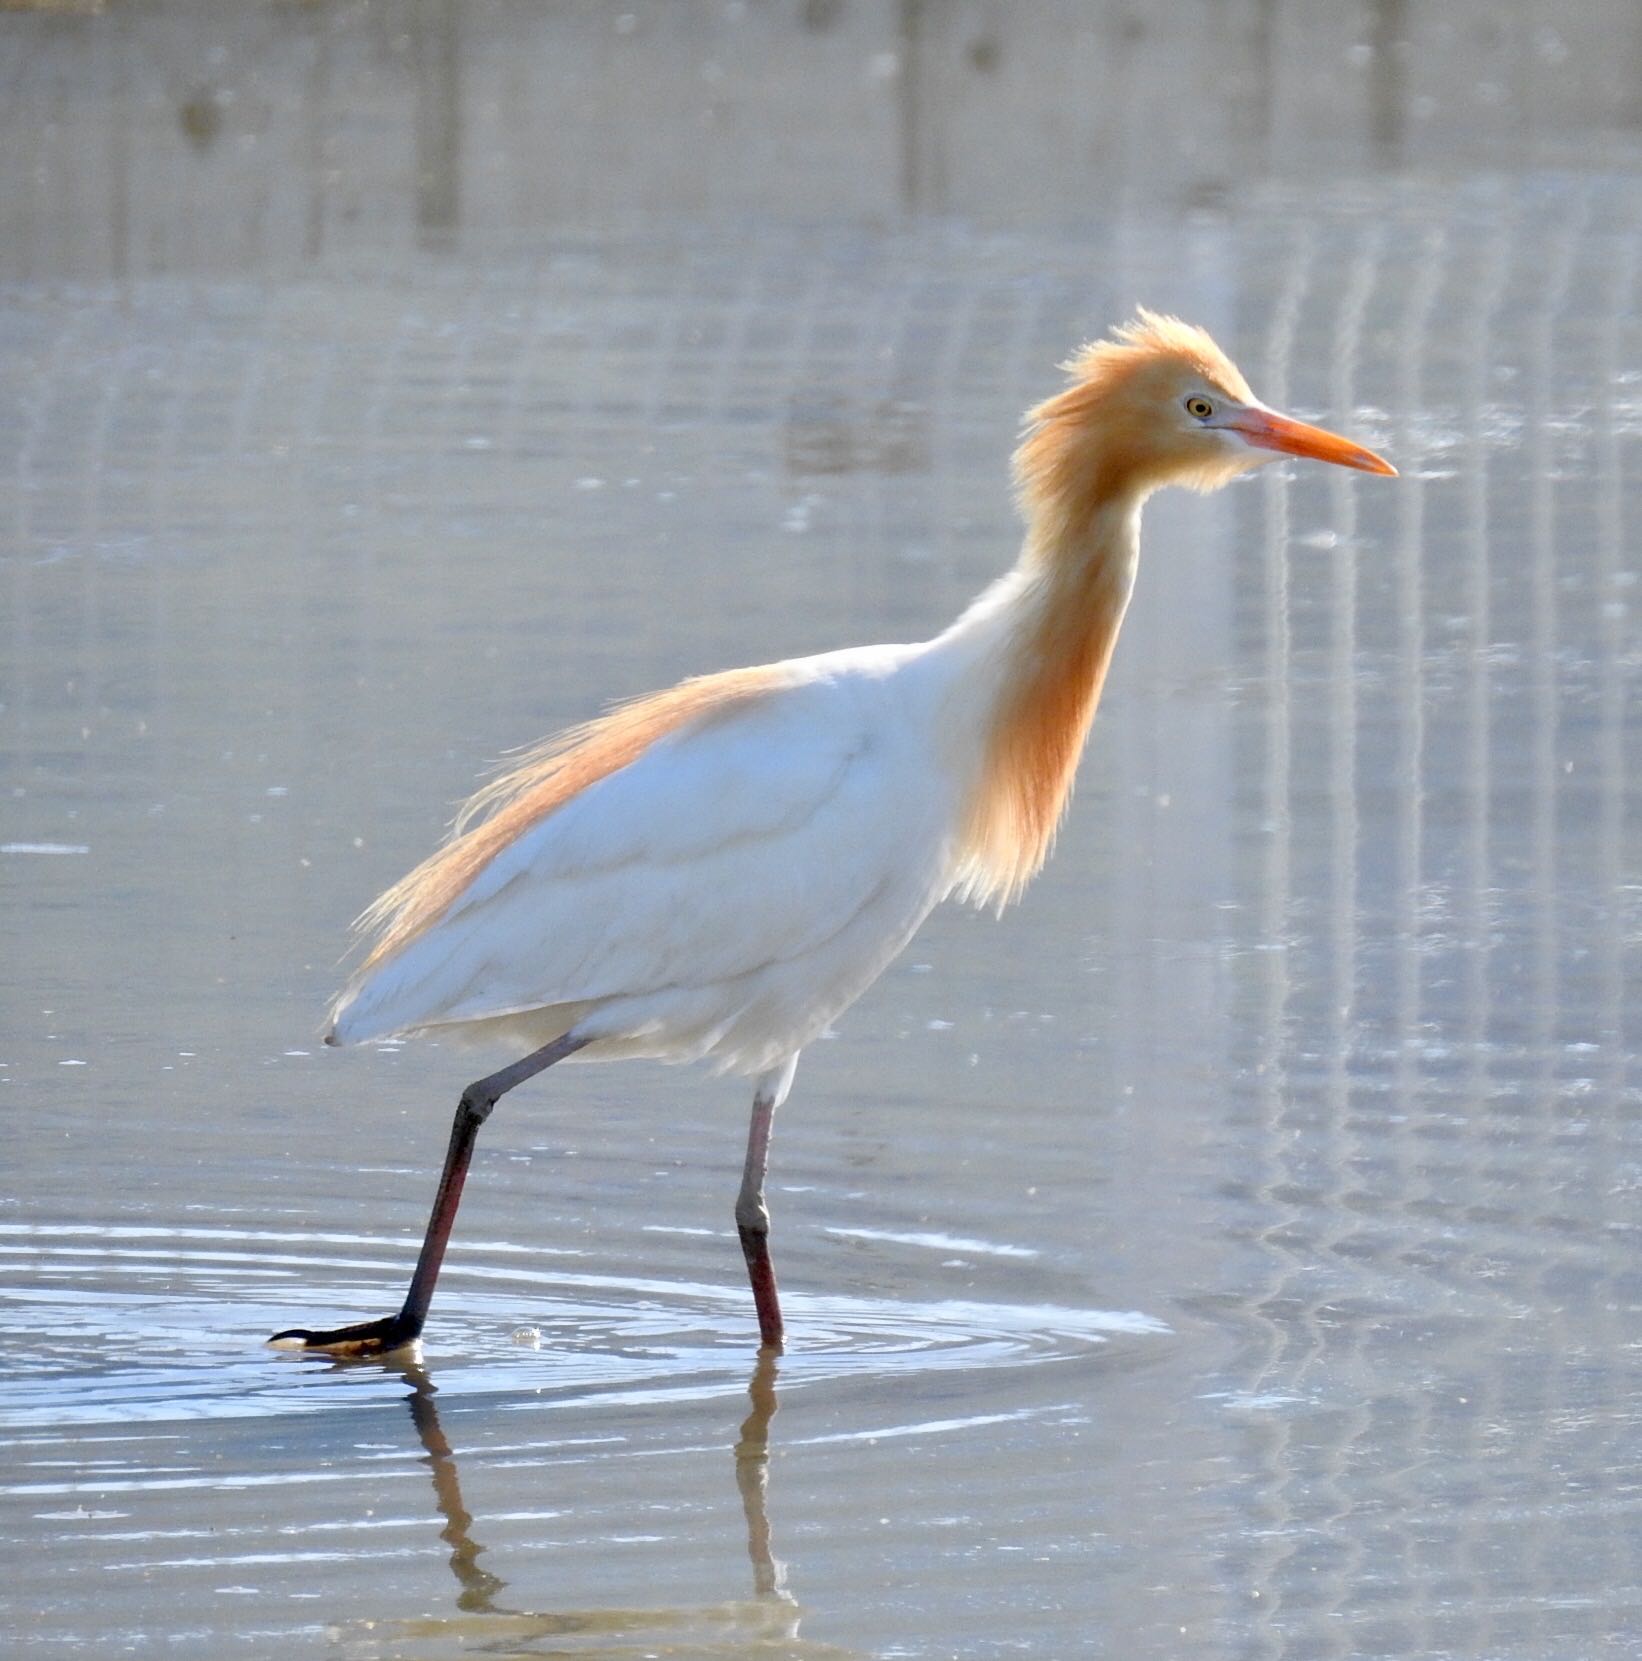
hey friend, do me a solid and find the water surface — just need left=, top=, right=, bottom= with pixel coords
left=3, top=5, right=1640, bottom=1658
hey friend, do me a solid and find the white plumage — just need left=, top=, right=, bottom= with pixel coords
left=331, top=624, right=999, bottom=1074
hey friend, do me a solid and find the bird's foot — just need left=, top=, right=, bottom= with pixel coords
left=268, top=1311, right=423, bottom=1357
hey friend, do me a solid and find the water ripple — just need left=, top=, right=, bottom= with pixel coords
left=0, top=1222, right=1167, bottom=1447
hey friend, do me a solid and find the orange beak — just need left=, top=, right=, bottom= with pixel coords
left=1228, top=407, right=1397, bottom=476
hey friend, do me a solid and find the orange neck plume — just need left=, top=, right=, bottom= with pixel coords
left=955, top=403, right=1154, bottom=907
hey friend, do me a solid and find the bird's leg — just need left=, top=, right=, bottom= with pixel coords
left=270, top=1031, right=589, bottom=1356
left=735, top=1062, right=794, bottom=1351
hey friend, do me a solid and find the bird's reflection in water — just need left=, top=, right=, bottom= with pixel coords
left=401, top=1365, right=508, bottom=1616
left=346, top=1351, right=856, bottom=1659
left=735, top=1353, right=784, bottom=1604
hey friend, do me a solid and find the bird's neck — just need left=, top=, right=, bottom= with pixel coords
left=943, top=496, right=1143, bottom=906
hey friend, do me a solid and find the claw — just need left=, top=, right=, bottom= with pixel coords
left=268, top=1313, right=423, bottom=1357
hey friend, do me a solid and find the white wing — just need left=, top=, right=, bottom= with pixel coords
left=330, top=653, right=949, bottom=1047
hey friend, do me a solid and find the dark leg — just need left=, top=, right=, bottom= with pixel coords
left=270, top=1031, right=589, bottom=1355
left=735, top=1075, right=786, bottom=1351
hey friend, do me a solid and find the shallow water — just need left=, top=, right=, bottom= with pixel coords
left=4, top=5, right=1641, bottom=1658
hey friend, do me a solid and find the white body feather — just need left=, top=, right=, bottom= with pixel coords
left=328, top=573, right=1033, bottom=1076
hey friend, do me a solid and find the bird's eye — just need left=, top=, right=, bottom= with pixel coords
left=1185, top=396, right=1214, bottom=420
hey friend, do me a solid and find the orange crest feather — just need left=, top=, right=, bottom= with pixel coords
left=349, top=664, right=784, bottom=976
left=1013, top=309, right=1255, bottom=539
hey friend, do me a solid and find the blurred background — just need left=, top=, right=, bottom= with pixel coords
left=4, top=0, right=1642, bottom=269
left=2, top=4, right=1639, bottom=1660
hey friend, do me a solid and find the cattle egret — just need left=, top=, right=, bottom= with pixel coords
left=271, top=311, right=1394, bottom=1357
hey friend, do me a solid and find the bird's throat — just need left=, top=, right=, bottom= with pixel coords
left=956, top=503, right=1140, bottom=906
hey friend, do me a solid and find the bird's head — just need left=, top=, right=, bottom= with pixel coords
left=1015, top=310, right=1394, bottom=536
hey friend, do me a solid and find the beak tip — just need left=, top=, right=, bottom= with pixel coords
left=1238, top=409, right=1398, bottom=478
